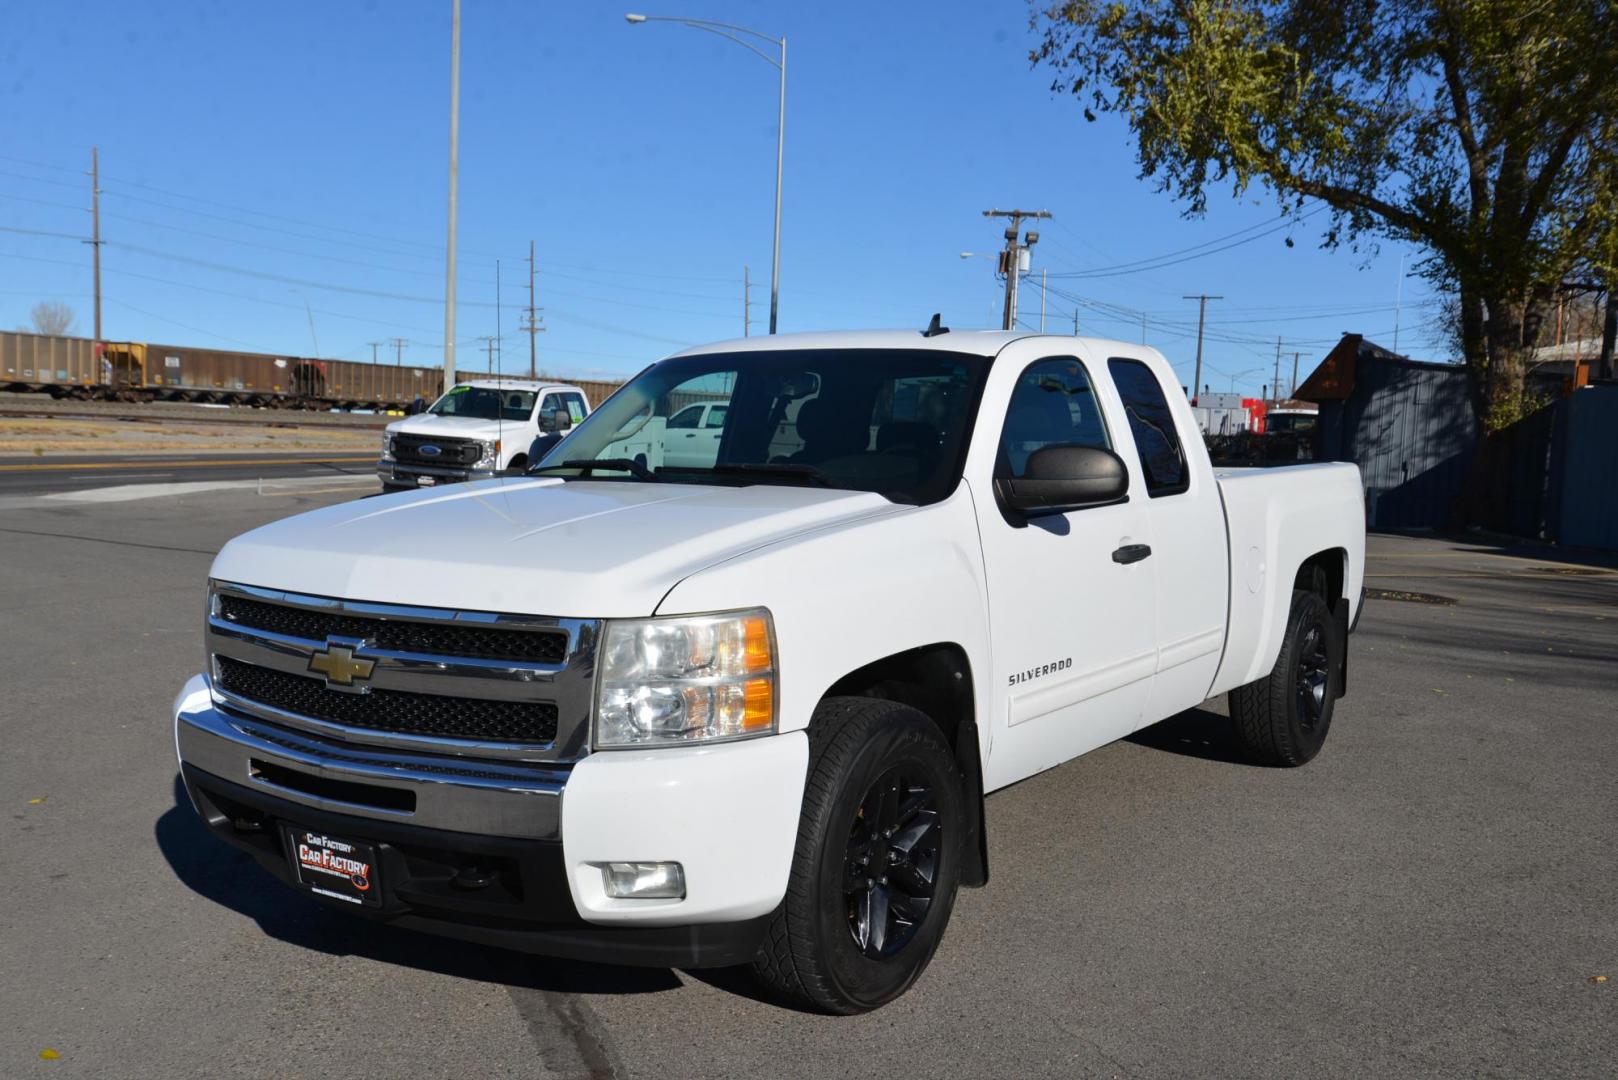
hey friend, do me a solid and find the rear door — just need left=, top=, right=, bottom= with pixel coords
left=970, top=346, right=1159, bottom=790
left=1105, top=353, right=1229, bottom=722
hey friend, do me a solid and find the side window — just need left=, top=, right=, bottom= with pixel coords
left=667, top=404, right=703, bottom=429
left=1107, top=357, right=1189, bottom=497
left=704, top=405, right=728, bottom=429
left=997, top=358, right=1109, bottom=477
left=560, top=392, right=587, bottom=423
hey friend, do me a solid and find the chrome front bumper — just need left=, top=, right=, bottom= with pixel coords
left=173, top=675, right=566, bottom=840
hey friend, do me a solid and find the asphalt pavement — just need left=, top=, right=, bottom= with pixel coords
left=0, top=453, right=377, bottom=496
left=1, top=485, right=1614, bottom=1078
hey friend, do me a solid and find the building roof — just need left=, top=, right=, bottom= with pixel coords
left=1294, top=334, right=1463, bottom=401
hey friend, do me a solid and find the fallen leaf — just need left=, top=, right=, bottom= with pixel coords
left=39, top=1048, right=61, bottom=1060
left=1591, top=975, right=1609, bottom=984
left=27, top=797, right=46, bottom=805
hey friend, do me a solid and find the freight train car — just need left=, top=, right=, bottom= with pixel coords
left=1, top=331, right=101, bottom=394
left=1, top=331, right=625, bottom=411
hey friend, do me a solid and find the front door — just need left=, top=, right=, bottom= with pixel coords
left=972, top=352, right=1159, bottom=791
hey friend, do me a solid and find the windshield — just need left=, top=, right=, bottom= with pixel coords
left=428, top=385, right=537, bottom=422
left=537, top=349, right=991, bottom=503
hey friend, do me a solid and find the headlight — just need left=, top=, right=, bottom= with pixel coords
left=474, top=439, right=501, bottom=468
left=594, top=609, right=777, bottom=748
left=381, top=433, right=395, bottom=459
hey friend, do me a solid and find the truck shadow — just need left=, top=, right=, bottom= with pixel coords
left=1126, top=706, right=1259, bottom=766
left=153, top=774, right=683, bottom=996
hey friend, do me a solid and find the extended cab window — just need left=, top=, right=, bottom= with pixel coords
left=1107, top=357, right=1188, bottom=496
left=997, top=358, right=1109, bottom=476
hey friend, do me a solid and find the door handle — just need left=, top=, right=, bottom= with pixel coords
left=1112, top=543, right=1152, bottom=565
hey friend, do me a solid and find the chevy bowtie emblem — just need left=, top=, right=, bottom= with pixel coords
left=308, top=643, right=375, bottom=688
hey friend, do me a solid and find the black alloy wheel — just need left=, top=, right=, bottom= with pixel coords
left=752, top=697, right=964, bottom=1014
left=844, top=767, right=940, bottom=959
left=1295, top=622, right=1331, bottom=733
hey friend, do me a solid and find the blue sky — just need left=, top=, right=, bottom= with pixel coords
left=2, top=0, right=1449, bottom=393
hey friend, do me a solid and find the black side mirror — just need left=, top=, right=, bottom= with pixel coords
left=538, top=408, right=572, bottom=433
left=995, top=444, right=1129, bottom=515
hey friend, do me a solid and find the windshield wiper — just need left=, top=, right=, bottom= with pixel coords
left=529, top=458, right=658, bottom=482
left=659, top=462, right=836, bottom=488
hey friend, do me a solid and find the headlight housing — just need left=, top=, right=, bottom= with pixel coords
left=474, top=439, right=501, bottom=468
left=381, top=433, right=396, bottom=459
left=594, top=609, right=777, bottom=748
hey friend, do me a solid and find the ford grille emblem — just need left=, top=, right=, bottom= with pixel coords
left=419, top=444, right=443, bottom=456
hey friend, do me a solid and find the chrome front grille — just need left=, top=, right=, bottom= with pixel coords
left=217, top=593, right=568, bottom=664
left=207, top=582, right=599, bottom=762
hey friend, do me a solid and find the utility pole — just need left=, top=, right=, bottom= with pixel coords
left=743, top=265, right=753, bottom=337
left=1273, top=337, right=1282, bottom=403
left=1074, top=309, right=1080, bottom=335
left=1291, top=351, right=1302, bottom=395
left=1600, top=287, right=1616, bottom=382
left=522, top=241, right=544, bottom=378
left=982, top=209, right=1050, bottom=331
left=391, top=338, right=408, bottom=366
left=1183, top=294, right=1222, bottom=404
left=85, top=147, right=102, bottom=343
left=1140, top=311, right=1146, bottom=344
left=495, top=258, right=502, bottom=373
left=1040, top=269, right=1047, bottom=332
left=443, top=0, right=461, bottom=387
left=477, top=336, right=498, bottom=369
left=368, top=341, right=383, bottom=364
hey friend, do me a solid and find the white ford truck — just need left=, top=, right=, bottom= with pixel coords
left=378, top=379, right=590, bottom=492
left=174, top=328, right=1364, bottom=1013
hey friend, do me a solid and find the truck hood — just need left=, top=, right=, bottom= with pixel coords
left=210, top=477, right=903, bottom=617
left=386, top=414, right=515, bottom=441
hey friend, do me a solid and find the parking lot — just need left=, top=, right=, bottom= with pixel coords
left=2, top=483, right=1614, bottom=1078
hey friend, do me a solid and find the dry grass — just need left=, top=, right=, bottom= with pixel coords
left=0, top=418, right=380, bottom=456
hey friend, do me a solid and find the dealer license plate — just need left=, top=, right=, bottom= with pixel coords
left=284, top=828, right=381, bottom=907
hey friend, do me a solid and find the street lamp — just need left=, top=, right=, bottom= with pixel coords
left=626, top=13, right=786, bottom=333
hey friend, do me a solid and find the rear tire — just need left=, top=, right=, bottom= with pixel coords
left=752, top=698, right=963, bottom=1014
left=1229, top=588, right=1342, bottom=767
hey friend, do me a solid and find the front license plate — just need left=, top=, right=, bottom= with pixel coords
left=285, top=828, right=381, bottom=907
left=416, top=475, right=437, bottom=486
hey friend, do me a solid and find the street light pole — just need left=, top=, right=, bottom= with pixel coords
left=444, top=0, right=461, bottom=389
left=627, top=14, right=785, bottom=332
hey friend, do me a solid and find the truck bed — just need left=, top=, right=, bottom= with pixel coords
left=1209, top=463, right=1367, bottom=696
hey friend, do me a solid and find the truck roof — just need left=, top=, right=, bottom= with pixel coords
left=451, top=379, right=581, bottom=390
left=669, top=328, right=1160, bottom=359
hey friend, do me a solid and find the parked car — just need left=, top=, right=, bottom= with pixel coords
left=377, top=380, right=589, bottom=491
left=175, top=328, right=1364, bottom=1013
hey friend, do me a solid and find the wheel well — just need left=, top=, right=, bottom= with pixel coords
left=1294, top=547, right=1350, bottom=694
left=822, top=643, right=988, bottom=886
left=1294, top=548, right=1347, bottom=614
left=507, top=453, right=528, bottom=470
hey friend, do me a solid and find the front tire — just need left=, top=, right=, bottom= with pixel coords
left=1229, top=588, right=1342, bottom=766
left=752, top=698, right=963, bottom=1014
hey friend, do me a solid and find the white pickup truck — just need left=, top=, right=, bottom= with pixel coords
left=174, top=328, right=1364, bottom=1013
left=378, top=379, right=590, bottom=491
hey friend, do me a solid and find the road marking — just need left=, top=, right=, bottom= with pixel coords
left=67, top=472, right=175, bottom=480
left=0, top=454, right=374, bottom=473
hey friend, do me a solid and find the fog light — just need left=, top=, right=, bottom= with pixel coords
left=601, top=861, right=685, bottom=899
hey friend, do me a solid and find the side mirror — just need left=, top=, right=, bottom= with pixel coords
left=538, top=408, right=572, bottom=433
left=995, top=444, right=1129, bottom=515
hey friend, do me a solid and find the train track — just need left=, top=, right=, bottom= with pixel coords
left=0, top=397, right=392, bottom=430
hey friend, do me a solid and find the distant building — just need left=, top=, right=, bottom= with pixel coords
left=1295, top=334, right=1570, bottom=530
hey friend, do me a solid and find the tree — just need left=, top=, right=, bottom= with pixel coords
left=1032, top=0, right=1618, bottom=430
left=29, top=300, right=76, bottom=336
